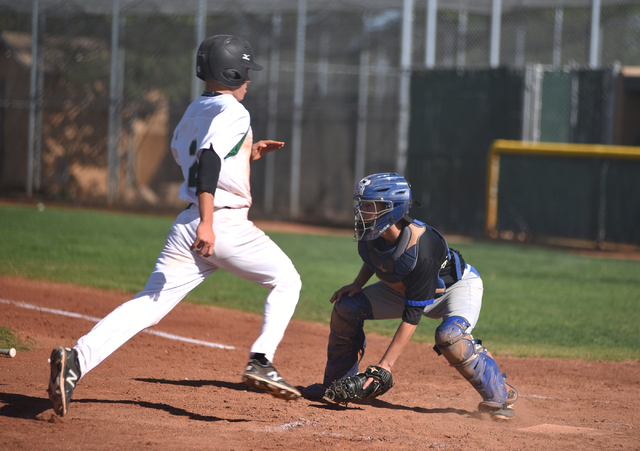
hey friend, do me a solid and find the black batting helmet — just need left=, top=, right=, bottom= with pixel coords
left=196, top=35, right=263, bottom=87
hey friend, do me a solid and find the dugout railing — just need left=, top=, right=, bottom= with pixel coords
left=485, top=140, right=640, bottom=247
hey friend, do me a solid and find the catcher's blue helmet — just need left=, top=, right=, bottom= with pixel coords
left=353, top=172, right=413, bottom=241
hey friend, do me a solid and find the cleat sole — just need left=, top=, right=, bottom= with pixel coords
left=242, top=374, right=301, bottom=400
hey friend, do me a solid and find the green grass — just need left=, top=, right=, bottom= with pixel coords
left=0, top=327, right=35, bottom=351
left=1, top=203, right=639, bottom=361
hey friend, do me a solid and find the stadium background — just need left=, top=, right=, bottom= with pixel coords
left=1, top=0, right=639, bottom=244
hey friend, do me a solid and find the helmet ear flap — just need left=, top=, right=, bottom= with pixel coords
left=221, top=69, right=243, bottom=84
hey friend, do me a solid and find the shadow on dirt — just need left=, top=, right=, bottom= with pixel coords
left=307, top=402, right=362, bottom=411
left=0, top=390, right=251, bottom=423
left=135, top=377, right=248, bottom=391
left=369, top=398, right=473, bottom=417
left=303, top=396, right=473, bottom=417
left=135, top=378, right=369, bottom=411
left=134, top=377, right=289, bottom=408
left=74, top=398, right=249, bottom=423
left=0, top=392, right=51, bottom=419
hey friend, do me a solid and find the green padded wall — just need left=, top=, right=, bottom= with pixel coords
left=406, top=68, right=523, bottom=235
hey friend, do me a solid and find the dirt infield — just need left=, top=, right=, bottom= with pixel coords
left=1, top=275, right=639, bottom=450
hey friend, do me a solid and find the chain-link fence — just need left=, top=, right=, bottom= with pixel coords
left=1, top=0, right=639, bottom=229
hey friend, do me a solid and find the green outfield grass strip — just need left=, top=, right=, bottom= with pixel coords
left=0, top=326, right=35, bottom=351
left=1, top=203, right=638, bottom=361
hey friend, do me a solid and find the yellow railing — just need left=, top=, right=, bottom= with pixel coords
left=485, top=140, right=640, bottom=237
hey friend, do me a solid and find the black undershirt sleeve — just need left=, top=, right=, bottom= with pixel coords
left=402, top=305, right=424, bottom=325
left=196, top=146, right=221, bottom=195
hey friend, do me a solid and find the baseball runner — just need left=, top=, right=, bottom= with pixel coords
left=48, top=35, right=302, bottom=417
left=302, top=173, right=518, bottom=420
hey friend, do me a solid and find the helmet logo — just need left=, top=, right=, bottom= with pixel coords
left=356, top=179, right=371, bottom=196
left=242, top=53, right=251, bottom=61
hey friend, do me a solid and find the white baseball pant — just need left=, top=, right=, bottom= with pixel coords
left=75, top=206, right=301, bottom=377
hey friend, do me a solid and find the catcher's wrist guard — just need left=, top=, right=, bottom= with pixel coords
left=325, top=365, right=394, bottom=405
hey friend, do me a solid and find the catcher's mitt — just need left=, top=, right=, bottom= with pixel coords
left=326, top=366, right=394, bottom=405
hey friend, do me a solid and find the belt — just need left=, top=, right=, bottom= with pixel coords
left=186, top=203, right=232, bottom=211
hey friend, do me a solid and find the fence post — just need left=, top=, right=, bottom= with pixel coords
left=264, top=12, right=281, bottom=214
left=191, top=0, right=206, bottom=102
left=107, top=0, right=121, bottom=205
left=396, top=0, right=413, bottom=175
left=289, top=0, right=306, bottom=219
left=490, top=0, right=502, bottom=68
left=456, top=6, right=467, bottom=69
left=425, top=0, right=437, bottom=69
left=589, top=0, right=601, bottom=68
left=27, top=0, right=39, bottom=198
left=553, top=7, right=564, bottom=67
left=354, top=17, right=370, bottom=188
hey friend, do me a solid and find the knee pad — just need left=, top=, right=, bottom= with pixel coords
left=434, top=316, right=508, bottom=406
left=434, top=316, right=473, bottom=366
left=323, top=292, right=372, bottom=386
left=330, top=292, right=372, bottom=338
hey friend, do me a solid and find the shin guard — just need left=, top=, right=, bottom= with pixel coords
left=434, top=316, right=508, bottom=407
left=323, top=292, right=372, bottom=386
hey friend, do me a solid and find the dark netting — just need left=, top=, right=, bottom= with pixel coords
left=1, top=1, right=639, bottom=244
left=496, top=155, right=640, bottom=245
left=497, top=155, right=602, bottom=240
left=406, top=68, right=523, bottom=235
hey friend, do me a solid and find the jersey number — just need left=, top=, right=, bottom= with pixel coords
left=188, top=140, right=198, bottom=188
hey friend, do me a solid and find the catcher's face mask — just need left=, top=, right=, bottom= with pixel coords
left=354, top=200, right=394, bottom=241
left=352, top=172, right=413, bottom=242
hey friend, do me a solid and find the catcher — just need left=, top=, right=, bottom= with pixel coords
left=302, top=173, right=518, bottom=420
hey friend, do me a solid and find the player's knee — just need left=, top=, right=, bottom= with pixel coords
left=434, top=316, right=471, bottom=347
left=330, top=292, right=372, bottom=338
left=286, top=269, right=302, bottom=292
left=272, top=266, right=302, bottom=293
left=434, top=316, right=474, bottom=367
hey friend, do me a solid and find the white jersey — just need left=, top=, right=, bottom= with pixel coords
left=171, top=92, right=254, bottom=209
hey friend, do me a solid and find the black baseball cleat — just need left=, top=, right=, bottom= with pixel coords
left=242, top=359, right=301, bottom=401
left=478, top=381, right=518, bottom=420
left=47, top=347, right=81, bottom=416
left=301, top=383, right=328, bottom=401
left=479, top=402, right=516, bottom=420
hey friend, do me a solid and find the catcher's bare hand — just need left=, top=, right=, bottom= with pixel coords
left=330, top=283, right=362, bottom=303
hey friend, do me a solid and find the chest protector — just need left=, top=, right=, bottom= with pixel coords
left=358, top=220, right=462, bottom=294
